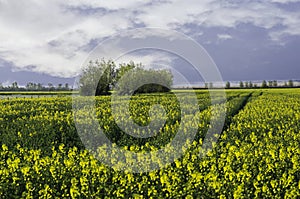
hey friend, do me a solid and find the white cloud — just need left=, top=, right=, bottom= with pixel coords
left=269, top=11, right=300, bottom=41
left=0, top=0, right=135, bottom=77
left=0, top=0, right=299, bottom=77
left=116, top=51, right=176, bottom=69
left=63, top=0, right=150, bottom=11
left=217, top=34, right=233, bottom=40
left=269, top=0, right=300, bottom=3
left=136, top=0, right=300, bottom=41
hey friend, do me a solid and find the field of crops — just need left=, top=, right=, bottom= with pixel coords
left=0, top=89, right=299, bottom=198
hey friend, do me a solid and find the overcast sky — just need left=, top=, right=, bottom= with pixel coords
left=0, top=0, right=300, bottom=85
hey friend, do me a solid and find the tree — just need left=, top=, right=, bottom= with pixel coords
left=26, top=82, right=33, bottom=90
left=114, top=61, right=140, bottom=86
left=288, top=80, right=294, bottom=87
left=79, top=59, right=148, bottom=96
left=261, top=80, right=267, bottom=88
left=65, top=83, right=69, bottom=90
left=58, top=84, right=62, bottom=90
left=245, top=82, right=249, bottom=88
left=79, top=59, right=115, bottom=96
left=12, top=81, right=18, bottom=89
left=116, top=67, right=173, bottom=95
left=273, top=80, right=278, bottom=87
left=37, top=83, right=43, bottom=90
left=239, top=81, right=244, bottom=88
left=205, top=83, right=208, bottom=89
left=225, top=81, right=230, bottom=89
left=268, top=81, right=273, bottom=87
left=249, top=81, right=253, bottom=88
left=208, top=82, right=213, bottom=89
left=48, top=83, right=54, bottom=91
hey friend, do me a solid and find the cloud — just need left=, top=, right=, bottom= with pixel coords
left=269, top=0, right=300, bottom=3
left=269, top=11, right=300, bottom=41
left=136, top=1, right=300, bottom=41
left=0, top=0, right=299, bottom=78
left=116, top=50, right=176, bottom=69
left=217, top=34, right=232, bottom=40
left=63, top=0, right=151, bottom=11
left=0, top=0, right=135, bottom=77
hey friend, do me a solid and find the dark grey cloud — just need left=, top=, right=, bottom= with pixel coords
left=186, top=23, right=300, bottom=81
left=0, top=60, right=75, bottom=87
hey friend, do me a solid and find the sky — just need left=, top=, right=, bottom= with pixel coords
left=0, top=0, right=300, bottom=86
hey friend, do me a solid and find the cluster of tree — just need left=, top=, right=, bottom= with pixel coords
left=238, top=81, right=255, bottom=88
left=79, top=59, right=173, bottom=96
left=116, top=67, right=173, bottom=95
left=256, top=80, right=294, bottom=88
left=263, top=80, right=294, bottom=88
left=0, top=82, right=71, bottom=91
left=204, top=82, right=214, bottom=89
left=223, top=80, right=295, bottom=89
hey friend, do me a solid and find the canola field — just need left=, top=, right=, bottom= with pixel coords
left=0, top=89, right=299, bottom=198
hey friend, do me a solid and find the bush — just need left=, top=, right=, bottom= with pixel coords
left=116, top=67, right=173, bottom=95
left=79, top=59, right=115, bottom=96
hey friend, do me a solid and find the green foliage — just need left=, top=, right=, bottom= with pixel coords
left=114, top=61, right=141, bottom=86
left=116, top=67, right=173, bottom=95
left=249, top=81, right=253, bottom=88
left=288, top=80, right=294, bottom=87
left=79, top=59, right=116, bottom=96
left=226, top=81, right=230, bottom=89
left=261, top=80, right=267, bottom=88
left=239, top=81, right=244, bottom=88
left=79, top=59, right=173, bottom=96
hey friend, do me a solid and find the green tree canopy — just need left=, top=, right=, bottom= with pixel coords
left=239, top=81, right=244, bottom=88
left=261, top=80, right=267, bottom=88
left=79, top=59, right=116, bottom=96
left=225, top=81, right=230, bottom=89
left=79, top=59, right=173, bottom=96
left=288, top=80, right=294, bottom=87
left=116, top=67, right=173, bottom=95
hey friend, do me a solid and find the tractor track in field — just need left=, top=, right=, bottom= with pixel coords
left=221, top=92, right=253, bottom=134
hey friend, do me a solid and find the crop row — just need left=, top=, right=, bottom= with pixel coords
left=0, top=91, right=252, bottom=198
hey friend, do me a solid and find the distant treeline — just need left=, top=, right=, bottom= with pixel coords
left=0, top=82, right=73, bottom=92
left=231, top=80, right=297, bottom=89
left=174, top=80, right=298, bottom=90
left=0, top=79, right=298, bottom=92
